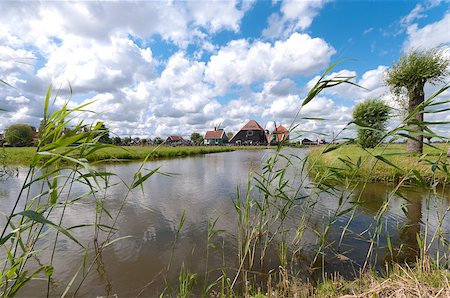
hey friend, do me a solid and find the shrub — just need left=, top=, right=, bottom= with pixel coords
left=352, top=99, right=390, bottom=148
left=4, top=123, right=34, bottom=147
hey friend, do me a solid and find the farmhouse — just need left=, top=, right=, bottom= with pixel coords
left=204, top=129, right=228, bottom=145
left=301, top=138, right=316, bottom=145
left=229, top=120, right=267, bottom=145
left=165, top=135, right=187, bottom=146
left=268, top=125, right=289, bottom=145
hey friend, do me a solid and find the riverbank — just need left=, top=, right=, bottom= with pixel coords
left=251, top=259, right=450, bottom=297
left=308, top=143, right=449, bottom=185
left=0, top=145, right=269, bottom=165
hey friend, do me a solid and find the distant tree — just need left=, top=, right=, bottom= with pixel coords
left=5, top=124, right=34, bottom=147
left=142, top=138, right=148, bottom=146
left=352, top=99, right=391, bottom=148
left=97, top=122, right=111, bottom=144
left=385, top=48, right=449, bottom=153
left=133, top=137, right=141, bottom=145
left=153, top=137, right=163, bottom=145
left=112, top=136, right=122, bottom=146
left=122, top=136, right=132, bottom=146
left=190, top=132, right=204, bottom=145
left=226, top=131, right=234, bottom=140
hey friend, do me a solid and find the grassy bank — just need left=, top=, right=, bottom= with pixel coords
left=0, top=145, right=269, bottom=165
left=308, top=143, right=449, bottom=185
left=251, top=260, right=450, bottom=297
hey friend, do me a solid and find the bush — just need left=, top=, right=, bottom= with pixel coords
left=352, top=99, right=390, bottom=148
left=4, top=124, right=34, bottom=147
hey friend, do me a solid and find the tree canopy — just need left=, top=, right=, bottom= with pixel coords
left=385, top=48, right=449, bottom=153
left=190, top=132, right=204, bottom=145
left=386, top=48, right=448, bottom=97
left=5, top=124, right=34, bottom=147
left=352, top=99, right=391, bottom=148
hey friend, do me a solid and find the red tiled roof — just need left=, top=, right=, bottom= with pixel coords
left=273, top=125, right=288, bottom=134
left=241, top=120, right=264, bottom=131
left=205, top=130, right=224, bottom=139
left=168, top=135, right=183, bottom=141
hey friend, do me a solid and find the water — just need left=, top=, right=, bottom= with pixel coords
left=0, top=148, right=449, bottom=296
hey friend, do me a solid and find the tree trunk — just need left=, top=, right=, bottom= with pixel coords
left=406, top=84, right=424, bottom=154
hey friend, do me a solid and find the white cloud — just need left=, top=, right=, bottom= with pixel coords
left=0, top=1, right=251, bottom=53
left=306, top=66, right=389, bottom=101
left=205, top=33, right=335, bottom=93
left=35, top=36, right=155, bottom=94
left=404, top=12, right=450, bottom=50
left=187, top=0, right=248, bottom=33
left=263, top=0, right=327, bottom=38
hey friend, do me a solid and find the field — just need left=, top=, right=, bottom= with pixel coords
left=308, top=143, right=449, bottom=185
left=0, top=145, right=269, bottom=165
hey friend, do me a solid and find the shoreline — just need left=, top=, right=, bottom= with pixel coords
left=1, top=145, right=271, bottom=166
left=307, top=143, right=449, bottom=186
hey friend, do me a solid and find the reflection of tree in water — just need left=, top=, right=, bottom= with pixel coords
left=393, top=190, right=422, bottom=263
left=354, top=184, right=423, bottom=265
left=355, top=183, right=390, bottom=216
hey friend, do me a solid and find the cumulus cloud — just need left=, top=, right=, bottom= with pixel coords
left=205, top=33, right=335, bottom=93
left=404, top=12, right=450, bottom=50
left=306, top=66, right=390, bottom=102
left=35, top=36, right=155, bottom=94
left=263, top=0, right=328, bottom=38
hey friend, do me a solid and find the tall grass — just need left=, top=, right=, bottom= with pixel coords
left=159, top=64, right=449, bottom=297
left=0, top=86, right=162, bottom=296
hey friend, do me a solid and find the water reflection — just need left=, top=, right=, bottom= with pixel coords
left=0, top=149, right=448, bottom=296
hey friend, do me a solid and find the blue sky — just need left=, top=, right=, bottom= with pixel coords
left=0, top=0, right=449, bottom=139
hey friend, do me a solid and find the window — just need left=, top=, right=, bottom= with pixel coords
left=246, top=130, right=254, bottom=137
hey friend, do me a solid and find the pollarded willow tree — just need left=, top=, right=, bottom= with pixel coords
left=385, top=48, right=449, bottom=153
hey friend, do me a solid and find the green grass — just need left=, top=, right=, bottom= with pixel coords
left=0, top=145, right=269, bottom=165
left=308, top=143, right=449, bottom=185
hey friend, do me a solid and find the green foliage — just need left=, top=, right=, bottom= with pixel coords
left=154, top=137, right=163, bottom=145
left=386, top=48, right=449, bottom=97
left=190, top=132, right=204, bottom=145
left=352, top=99, right=391, bottom=148
left=385, top=49, right=448, bottom=153
left=111, top=136, right=122, bottom=145
left=4, top=123, right=34, bottom=147
left=96, top=122, right=111, bottom=144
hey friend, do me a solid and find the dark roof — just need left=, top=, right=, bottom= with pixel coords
left=167, top=135, right=183, bottom=141
left=241, top=120, right=264, bottom=131
left=205, top=129, right=225, bottom=139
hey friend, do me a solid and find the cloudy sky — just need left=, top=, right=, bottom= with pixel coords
left=0, top=0, right=449, bottom=140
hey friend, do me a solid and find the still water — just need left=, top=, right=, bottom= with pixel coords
left=1, top=148, right=449, bottom=297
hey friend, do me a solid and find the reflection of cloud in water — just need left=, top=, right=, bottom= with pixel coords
left=1, top=149, right=449, bottom=296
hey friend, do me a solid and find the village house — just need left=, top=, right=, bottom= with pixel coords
left=229, top=120, right=267, bottom=145
left=301, top=138, right=326, bottom=145
left=204, top=129, right=228, bottom=145
left=165, top=135, right=187, bottom=146
left=268, top=125, right=289, bottom=145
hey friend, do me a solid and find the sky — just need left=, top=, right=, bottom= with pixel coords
left=0, top=0, right=449, bottom=140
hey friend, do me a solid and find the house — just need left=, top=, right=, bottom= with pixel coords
left=301, top=138, right=318, bottom=145
left=165, top=135, right=187, bottom=146
left=229, top=120, right=267, bottom=145
left=268, top=125, right=289, bottom=145
left=204, top=129, right=228, bottom=145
